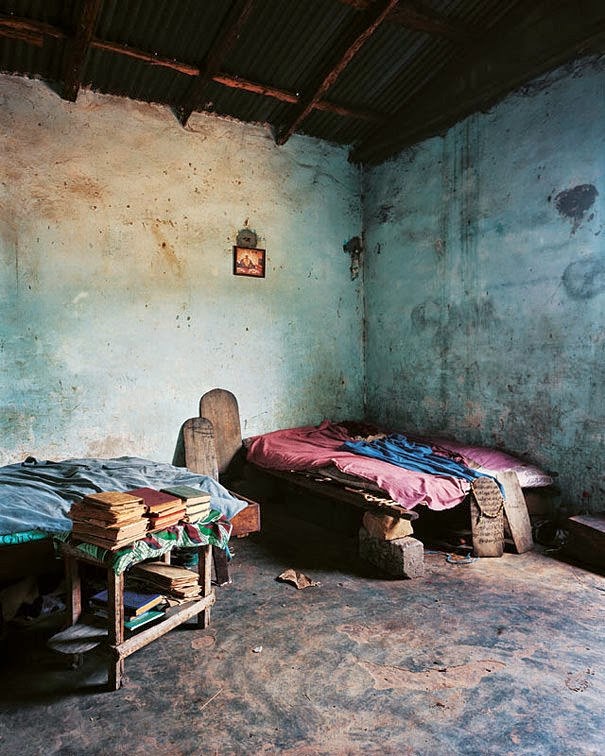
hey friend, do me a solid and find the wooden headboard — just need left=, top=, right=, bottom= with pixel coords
left=199, top=388, right=242, bottom=479
left=182, top=391, right=261, bottom=541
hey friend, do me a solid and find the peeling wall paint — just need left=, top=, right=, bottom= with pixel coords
left=363, top=58, right=605, bottom=512
left=0, top=75, right=363, bottom=464
left=2, top=62, right=603, bottom=513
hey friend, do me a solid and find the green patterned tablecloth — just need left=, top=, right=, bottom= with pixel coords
left=0, top=529, right=48, bottom=546
left=53, top=510, right=232, bottom=574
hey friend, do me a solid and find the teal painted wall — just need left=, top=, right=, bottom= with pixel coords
left=0, top=76, right=364, bottom=465
left=363, top=59, right=604, bottom=511
left=2, top=62, right=603, bottom=512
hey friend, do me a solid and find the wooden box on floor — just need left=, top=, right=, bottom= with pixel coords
left=565, top=514, right=605, bottom=571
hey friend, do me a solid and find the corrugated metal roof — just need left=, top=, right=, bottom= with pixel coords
left=0, top=0, right=602, bottom=164
left=226, top=0, right=355, bottom=93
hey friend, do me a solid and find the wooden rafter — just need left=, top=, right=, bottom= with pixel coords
left=95, top=40, right=383, bottom=120
left=339, top=0, right=477, bottom=42
left=91, top=38, right=200, bottom=77
left=0, top=14, right=382, bottom=124
left=275, top=0, right=400, bottom=146
left=62, top=0, right=104, bottom=102
left=343, top=0, right=524, bottom=159
left=176, top=0, right=256, bottom=126
left=350, top=0, right=605, bottom=164
left=0, top=16, right=64, bottom=43
left=213, top=73, right=384, bottom=122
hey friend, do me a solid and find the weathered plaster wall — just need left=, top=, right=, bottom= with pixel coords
left=363, top=59, right=604, bottom=511
left=0, top=75, right=363, bottom=465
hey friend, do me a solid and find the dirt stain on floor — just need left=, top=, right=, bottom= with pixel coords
left=359, top=658, right=507, bottom=691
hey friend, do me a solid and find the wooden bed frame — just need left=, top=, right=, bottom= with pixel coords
left=193, top=389, right=538, bottom=577
left=1, top=414, right=259, bottom=621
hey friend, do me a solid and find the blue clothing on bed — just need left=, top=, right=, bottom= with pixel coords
left=342, top=434, right=503, bottom=492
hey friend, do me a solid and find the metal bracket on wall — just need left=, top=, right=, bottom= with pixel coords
left=343, top=235, right=363, bottom=280
left=236, top=228, right=258, bottom=248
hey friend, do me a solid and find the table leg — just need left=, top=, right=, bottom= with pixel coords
left=213, top=547, right=231, bottom=586
left=197, top=545, right=212, bottom=628
left=63, top=555, right=81, bottom=627
left=107, top=568, right=124, bottom=690
left=61, top=554, right=83, bottom=670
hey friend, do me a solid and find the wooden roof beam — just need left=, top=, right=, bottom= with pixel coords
left=0, top=15, right=64, bottom=43
left=0, top=15, right=56, bottom=45
left=213, top=73, right=384, bottom=122
left=176, top=0, right=255, bottom=126
left=276, top=0, right=399, bottom=146
left=94, top=39, right=383, bottom=120
left=62, top=0, right=104, bottom=102
left=0, top=14, right=382, bottom=124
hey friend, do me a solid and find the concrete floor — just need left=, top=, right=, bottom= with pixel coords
left=0, top=502, right=603, bottom=755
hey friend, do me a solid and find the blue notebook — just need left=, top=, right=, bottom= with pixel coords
left=90, top=589, right=164, bottom=617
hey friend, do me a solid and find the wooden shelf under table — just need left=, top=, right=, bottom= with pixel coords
left=53, top=540, right=215, bottom=690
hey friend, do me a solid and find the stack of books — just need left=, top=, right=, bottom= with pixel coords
left=90, top=588, right=166, bottom=632
left=125, top=487, right=186, bottom=532
left=131, top=561, right=201, bottom=599
left=160, top=485, right=211, bottom=523
left=68, top=491, right=148, bottom=549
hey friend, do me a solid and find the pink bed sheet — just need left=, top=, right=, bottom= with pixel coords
left=246, top=421, right=552, bottom=511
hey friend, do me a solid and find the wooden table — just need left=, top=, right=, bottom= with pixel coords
left=54, top=541, right=215, bottom=690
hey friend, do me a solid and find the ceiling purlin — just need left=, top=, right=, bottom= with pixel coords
left=175, top=0, right=256, bottom=127
left=212, top=73, right=385, bottom=123
left=338, top=0, right=478, bottom=42
left=62, top=0, right=104, bottom=102
left=275, top=0, right=400, bottom=147
left=91, top=37, right=198, bottom=77
left=0, top=15, right=49, bottom=46
left=0, top=12, right=380, bottom=126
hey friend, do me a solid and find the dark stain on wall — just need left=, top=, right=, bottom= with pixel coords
left=411, top=298, right=496, bottom=332
left=562, top=257, right=605, bottom=300
left=554, top=184, right=598, bottom=233
left=376, top=204, right=393, bottom=223
left=343, top=236, right=362, bottom=280
left=411, top=299, right=441, bottom=330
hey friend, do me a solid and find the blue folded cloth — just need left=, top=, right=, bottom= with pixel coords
left=342, top=434, right=503, bottom=493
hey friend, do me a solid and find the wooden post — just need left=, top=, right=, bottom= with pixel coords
left=497, top=470, right=534, bottom=553
left=107, top=568, right=124, bottom=690
left=63, top=554, right=82, bottom=626
left=197, top=545, right=213, bottom=628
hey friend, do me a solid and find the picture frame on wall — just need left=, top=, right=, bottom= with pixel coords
left=233, top=245, right=266, bottom=278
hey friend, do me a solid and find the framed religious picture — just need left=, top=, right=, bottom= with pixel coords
left=233, top=246, right=266, bottom=278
